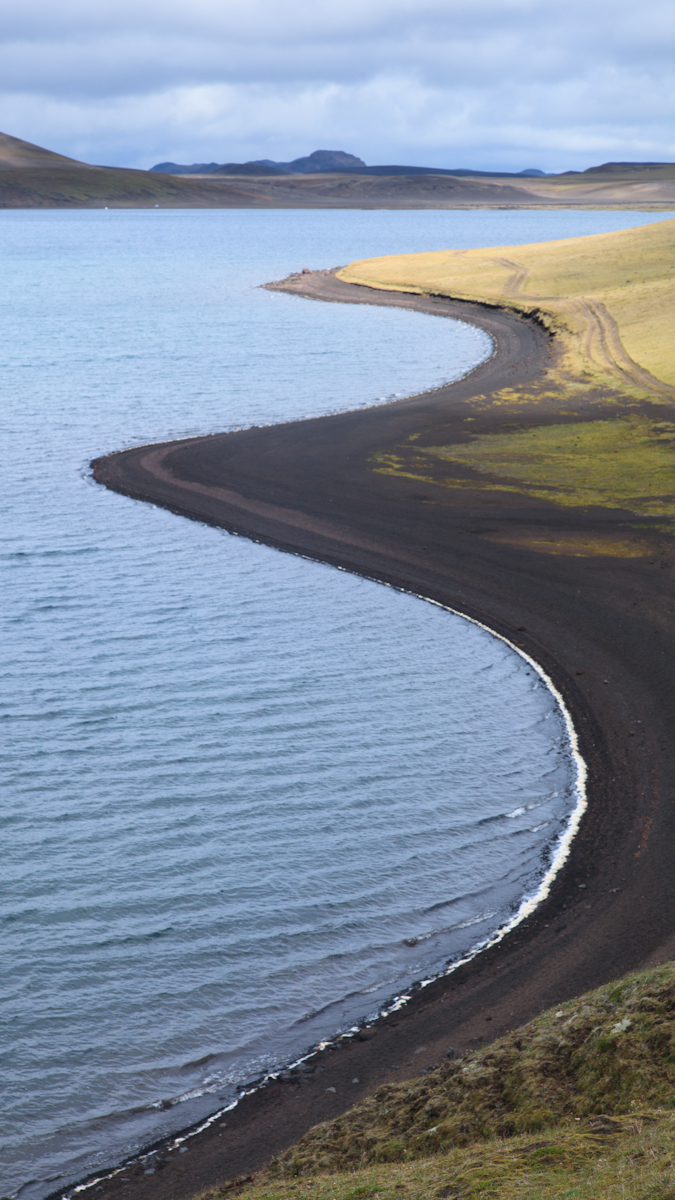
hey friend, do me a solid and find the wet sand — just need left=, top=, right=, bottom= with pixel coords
left=82, top=272, right=675, bottom=1200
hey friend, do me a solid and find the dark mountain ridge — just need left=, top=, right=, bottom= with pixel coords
left=149, top=148, right=551, bottom=178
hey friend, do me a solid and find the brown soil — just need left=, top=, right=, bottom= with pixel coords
left=71, top=272, right=675, bottom=1200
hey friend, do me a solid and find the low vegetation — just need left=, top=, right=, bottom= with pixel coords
left=211, top=1115, right=675, bottom=1199
left=338, top=218, right=675, bottom=394
left=373, top=414, right=675, bottom=519
left=199, top=961, right=675, bottom=1199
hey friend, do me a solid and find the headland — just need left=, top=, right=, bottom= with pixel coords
left=84, top=222, right=675, bottom=1200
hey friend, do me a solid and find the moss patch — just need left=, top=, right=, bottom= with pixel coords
left=413, top=416, right=675, bottom=516
left=480, top=531, right=658, bottom=557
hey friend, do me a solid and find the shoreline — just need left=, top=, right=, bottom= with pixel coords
left=66, top=272, right=675, bottom=1200
left=54, top=584, right=585, bottom=1200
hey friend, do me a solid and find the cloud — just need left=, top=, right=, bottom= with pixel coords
left=1, top=0, right=674, bottom=170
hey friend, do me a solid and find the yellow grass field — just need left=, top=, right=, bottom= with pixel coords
left=338, top=219, right=675, bottom=395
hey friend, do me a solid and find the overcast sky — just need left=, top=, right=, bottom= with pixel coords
left=2, top=0, right=674, bottom=172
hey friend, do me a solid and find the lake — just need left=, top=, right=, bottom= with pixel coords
left=2, top=207, right=670, bottom=1199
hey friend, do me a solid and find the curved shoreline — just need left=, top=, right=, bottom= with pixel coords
left=78, top=273, right=675, bottom=1200
left=55, top=584, right=584, bottom=1200
left=58, top=586, right=585, bottom=1200
left=406, top=591, right=588, bottom=942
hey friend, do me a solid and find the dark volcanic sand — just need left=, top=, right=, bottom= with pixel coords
left=82, top=272, right=675, bottom=1200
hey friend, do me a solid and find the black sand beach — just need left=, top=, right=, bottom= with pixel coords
left=84, top=272, right=675, bottom=1200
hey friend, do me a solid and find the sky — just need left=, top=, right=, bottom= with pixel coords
left=1, top=0, right=674, bottom=173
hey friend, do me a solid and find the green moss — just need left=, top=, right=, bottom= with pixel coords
left=421, top=415, right=675, bottom=515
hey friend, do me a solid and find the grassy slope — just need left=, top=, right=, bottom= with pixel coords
left=209, top=1116, right=675, bottom=1199
left=0, top=129, right=88, bottom=168
left=338, top=218, right=675, bottom=389
left=202, top=962, right=675, bottom=1199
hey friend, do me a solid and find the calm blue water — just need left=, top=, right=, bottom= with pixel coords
left=2, top=208, right=671, bottom=1199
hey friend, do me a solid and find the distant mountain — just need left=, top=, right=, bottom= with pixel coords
left=150, top=161, right=223, bottom=174
left=584, top=161, right=672, bottom=174
left=149, top=160, right=289, bottom=176
left=212, top=163, right=289, bottom=176
left=251, top=150, right=366, bottom=173
left=1, top=128, right=674, bottom=209
left=150, top=149, right=550, bottom=178
left=150, top=150, right=366, bottom=175
left=562, top=161, right=673, bottom=176
left=303, top=164, right=550, bottom=179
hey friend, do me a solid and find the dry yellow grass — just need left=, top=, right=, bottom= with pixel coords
left=338, top=219, right=675, bottom=395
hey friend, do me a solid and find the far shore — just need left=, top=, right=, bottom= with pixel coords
left=2, top=130, right=675, bottom=208
left=76, top=257, right=675, bottom=1200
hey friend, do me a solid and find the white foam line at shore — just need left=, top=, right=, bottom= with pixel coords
left=304, top=564, right=587, bottom=1017
left=371, top=582, right=588, bottom=995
